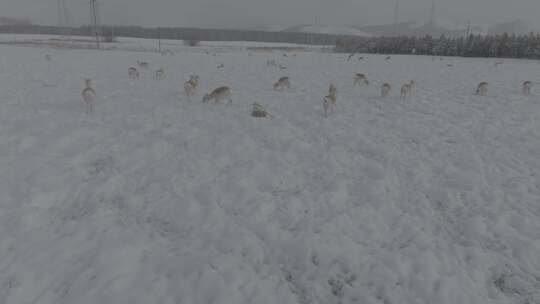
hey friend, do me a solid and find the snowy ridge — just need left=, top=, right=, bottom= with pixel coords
left=0, top=43, right=539, bottom=304
left=286, top=25, right=372, bottom=37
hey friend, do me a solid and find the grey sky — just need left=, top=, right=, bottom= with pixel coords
left=1, top=0, right=539, bottom=30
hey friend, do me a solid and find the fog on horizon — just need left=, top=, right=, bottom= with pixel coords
left=1, top=0, right=539, bottom=30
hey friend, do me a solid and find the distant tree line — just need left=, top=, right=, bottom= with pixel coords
left=335, top=33, right=540, bottom=59
left=0, top=24, right=345, bottom=46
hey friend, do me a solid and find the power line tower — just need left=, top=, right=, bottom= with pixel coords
left=393, top=0, right=400, bottom=36
left=90, top=0, right=100, bottom=49
left=429, top=0, right=436, bottom=36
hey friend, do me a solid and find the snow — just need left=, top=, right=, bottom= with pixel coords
left=1, top=40, right=540, bottom=304
left=0, top=34, right=329, bottom=52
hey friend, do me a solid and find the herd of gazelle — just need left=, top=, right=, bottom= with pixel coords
left=78, top=54, right=536, bottom=116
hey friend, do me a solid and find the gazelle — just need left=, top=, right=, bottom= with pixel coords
left=154, top=67, right=165, bottom=80
left=354, top=73, right=369, bottom=86
left=273, top=77, right=291, bottom=91
left=137, top=61, right=149, bottom=69
left=381, top=83, right=391, bottom=98
left=252, top=103, right=272, bottom=118
left=401, top=83, right=412, bottom=99
left=81, top=79, right=96, bottom=114
left=128, top=67, right=139, bottom=79
left=385, top=56, right=392, bottom=61
left=400, top=80, right=415, bottom=99
left=45, top=54, right=52, bottom=61
left=202, top=87, right=232, bottom=105
left=329, top=84, right=338, bottom=97
left=476, top=82, right=488, bottom=96
left=184, top=75, right=199, bottom=100
left=523, top=81, right=533, bottom=96
left=494, top=60, right=504, bottom=67
left=323, top=92, right=337, bottom=117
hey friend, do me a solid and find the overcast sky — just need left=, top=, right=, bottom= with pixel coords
left=1, top=0, right=539, bottom=30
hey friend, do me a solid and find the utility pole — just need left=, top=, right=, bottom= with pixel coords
left=429, top=1, right=436, bottom=26
left=393, top=0, right=400, bottom=36
left=466, top=20, right=471, bottom=37
left=90, top=0, right=100, bottom=49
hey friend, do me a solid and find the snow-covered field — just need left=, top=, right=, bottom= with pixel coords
left=1, top=38, right=540, bottom=304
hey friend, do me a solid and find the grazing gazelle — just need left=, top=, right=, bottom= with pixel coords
left=137, top=61, right=149, bottom=69
left=476, top=82, right=488, bottom=96
left=273, top=77, right=291, bottom=91
left=523, top=81, right=533, bottom=96
left=184, top=75, right=199, bottom=100
left=81, top=79, right=96, bottom=114
left=128, top=67, right=139, bottom=79
left=252, top=103, right=272, bottom=118
left=202, top=86, right=232, bottom=104
left=354, top=73, right=369, bottom=86
left=494, top=60, right=504, bottom=67
left=154, top=67, right=165, bottom=80
left=381, top=83, right=391, bottom=98
left=385, top=56, right=392, bottom=61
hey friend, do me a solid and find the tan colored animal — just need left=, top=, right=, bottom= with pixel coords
left=184, top=75, right=199, bottom=100
left=273, top=77, right=291, bottom=91
left=81, top=79, right=96, bottom=114
left=252, top=103, right=273, bottom=118
left=400, top=83, right=412, bottom=99
left=385, top=56, right=392, bottom=61
left=128, top=67, right=139, bottom=79
left=400, top=80, right=415, bottom=99
left=476, top=82, right=488, bottom=96
left=494, top=61, right=504, bottom=67
left=329, top=84, right=338, bottom=97
left=354, top=73, right=369, bottom=86
left=154, top=67, right=165, bottom=80
left=381, top=83, right=391, bottom=98
left=523, top=81, right=533, bottom=96
left=323, top=93, right=337, bottom=117
left=137, top=61, right=149, bottom=69
left=202, top=86, right=232, bottom=104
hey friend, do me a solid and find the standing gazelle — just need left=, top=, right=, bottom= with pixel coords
left=81, top=79, right=96, bottom=114
left=381, top=83, right=391, bottom=98
left=202, top=87, right=232, bottom=105
left=184, top=75, right=199, bottom=100
left=523, top=81, right=533, bottom=96
left=128, top=67, right=139, bottom=79
left=476, top=82, right=488, bottom=96
left=323, top=84, right=338, bottom=117
left=354, top=73, right=369, bottom=86
left=400, top=80, right=415, bottom=99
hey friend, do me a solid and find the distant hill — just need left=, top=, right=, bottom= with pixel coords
left=0, top=17, right=32, bottom=26
left=282, top=25, right=372, bottom=37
